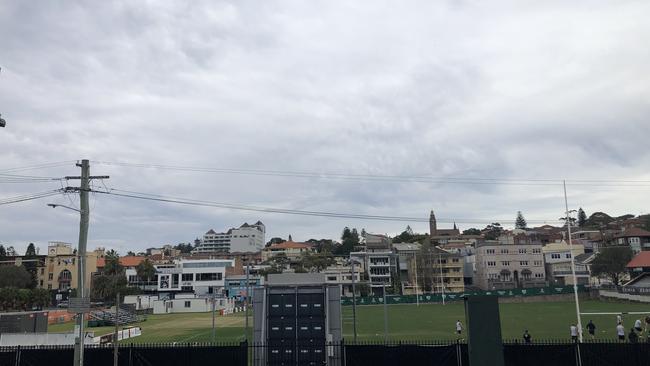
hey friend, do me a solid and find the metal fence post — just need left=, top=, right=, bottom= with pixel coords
left=14, top=345, right=20, bottom=366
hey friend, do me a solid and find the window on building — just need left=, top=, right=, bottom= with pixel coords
left=182, top=274, right=193, bottom=282
left=487, top=261, right=496, bottom=267
left=486, top=249, right=495, bottom=254
left=501, top=249, right=509, bottom=254
left=565, top=253, right=571, bottom=258
left=39, top=280, right=43, bottom=287
left=501, top=261, right=510, bottom=266
left=534, top=273, right=544, bottom=278
left=48, top=273, right=53, bottom=280
left=40, top=268, right=44, bottom=275
left=519, top=248, right=527, bottom=254
left=520, top=261, right=529, bottom=266
left=452, top=258, right=459, bottom=263
left=196, top=273, right=222, bottom=281
left=327, top=276, right=337, bottom=281
left=534, top=261, right=542, bottom=266
left=532, top=248, right=541, bottom=254
left=47, top=284, right=52, bottom=290
left=551, top=253, right=561, bottom=259
left=184, top=301, right=191, bottom=308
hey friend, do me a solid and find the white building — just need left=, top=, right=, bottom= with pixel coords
left=350, top=251, right=398, bottom=295
left=542, top=241, right=590, bottom=285
left=156, top=258, right=234, bottom=296
left=152, top=294, right=235, bottom=314
left=322, top=265, right=361, bottom=296
left=193, top=221, right=265, bottom=254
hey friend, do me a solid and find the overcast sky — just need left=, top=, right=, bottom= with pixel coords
left=1, top=1, right=650, bottom=254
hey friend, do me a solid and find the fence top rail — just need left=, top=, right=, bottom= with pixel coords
left=0, top=341, right=246, bottom=351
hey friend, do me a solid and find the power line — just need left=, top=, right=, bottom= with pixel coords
left=0, top=161, right=76, bottom=173
left=0, top=173, right=65, bottom=183
left=93, top=161, right=650, bottom=187
left=90, top=187, right=562, bottom=225
left=0, top=189, right=63, bottom=206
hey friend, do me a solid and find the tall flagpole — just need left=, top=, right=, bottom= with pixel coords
left=564, top=180, right=583, bottom=342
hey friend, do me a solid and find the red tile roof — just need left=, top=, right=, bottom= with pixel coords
left=615, top=227, right=650, bottom=238
left=626, top=251, right=650, bottom=268
left=268, top=241, right=312, bottom=249
left=97, top=256, right=146, bottom=268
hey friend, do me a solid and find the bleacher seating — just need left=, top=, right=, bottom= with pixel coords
left=89, top=304, right=146, bottom=326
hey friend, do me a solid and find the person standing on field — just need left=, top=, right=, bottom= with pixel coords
left=634, top=319, right=643, bottom=333
left=586, top=320, right=596, bottom=339
left=456, top=320, right=463, bottom=335
left=523, top=330, right=531, bottom=344
left=570, top=324, right=578, bottom=342
left=616, top=323, right=626, bottom=342
left=629, top=328, right=638, bottom=344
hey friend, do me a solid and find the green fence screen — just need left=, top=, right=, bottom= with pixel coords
left=340, top=285, right=587, bottom=305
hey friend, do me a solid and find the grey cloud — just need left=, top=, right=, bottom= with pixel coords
left=1, top=1, right=650, bottom=252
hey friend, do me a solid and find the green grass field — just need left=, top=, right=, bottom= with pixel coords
left=341, top=300, right=650, bottom=341
left=47, top=300, right=650, bottom=343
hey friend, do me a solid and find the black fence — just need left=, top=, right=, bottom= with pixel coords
left=0, top=340, right=649, bottom=366
left=344, top=340, right=467, bottom=366
left=0, top=342, right=247, bottom=366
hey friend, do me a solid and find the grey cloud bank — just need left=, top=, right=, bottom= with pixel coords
left=1, top=1, right=649, bottom=253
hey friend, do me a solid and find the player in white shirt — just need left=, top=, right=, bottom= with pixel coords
left=616, top=323, right=626, bottom=342
left=634, top=319, right=642, bottom=332
left=570, top=324, right=578, bottom=342
left=456, top=320, right=463, bottom=335
left=616, top=314, right=622, bottom=325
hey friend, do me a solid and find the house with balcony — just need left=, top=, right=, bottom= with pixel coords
left=474, top=237, right=546, bottom=290
left=350, top=251, right=398, bottom=295
left=542, top=241, right=590, bottom=286
left=261, top=241, right=316, bottom=262
left=613, top=227, right=650, bottom=254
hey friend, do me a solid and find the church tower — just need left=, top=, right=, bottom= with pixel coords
left=429, top=210, right=437, bottom=236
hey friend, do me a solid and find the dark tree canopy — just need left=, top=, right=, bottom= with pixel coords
left=334, top=227, right=359, bottom=255
left=515, top=211, right=527, bottom=230
left=462, top=228, right=481, bottom=236
left=136, top=259, right=156, bottom=282
left=0, top=266, right=33, bottom=288
left=577, top=208, right=587, bottom=227
left=591, top=246, right=634, bottom=286
left=266, top=237, right=286, bottom=247
left=483, top=223, right=503, bottom=240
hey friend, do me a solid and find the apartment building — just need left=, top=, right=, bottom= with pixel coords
left=543, top=241, right=590, bottom=285
left=193, top=221, right=265, bottom=254
left=43, top=242, right=103, bottom=292
left=474, top=237, right=546, bottom=290
left=156, top=258, right=234, bottom=296
left=350, top=251, right=398, bottom=295
left=261, top=241, right=315, bottom=262
left=612, top=227, right=650, bottom=254
left=407, top=247, right=464, bottom=294
left=322, top=265, right=361, bottom=296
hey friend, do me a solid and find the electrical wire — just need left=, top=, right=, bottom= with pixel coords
left=91, top=187, right=562, bottom=225
left=93, top=161, right=650, bottom=187
left=0, top=190, right=63, bottom=206
left=0, top=173, right=65, bottom=183
left=0, top=161, right=75, bottom=173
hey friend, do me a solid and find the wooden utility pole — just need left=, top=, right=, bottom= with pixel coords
left=65, top=160, right=109, bottom=366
